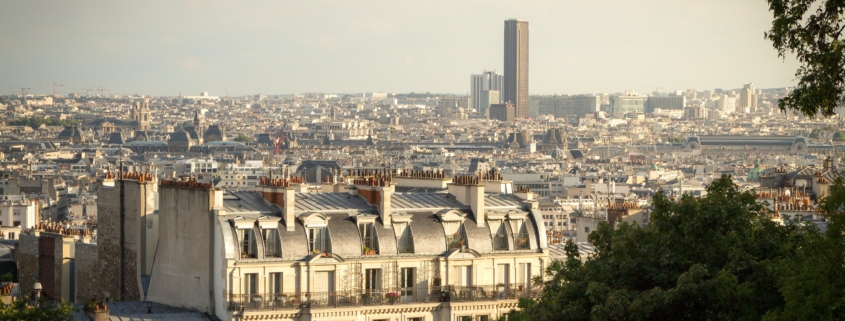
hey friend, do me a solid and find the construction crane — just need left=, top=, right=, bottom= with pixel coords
left=275, top=132, right=285, bottom=155
left=9, top=87, right=30, bottom=96
left=38, top=82, right=64, bottom=96
left=96, top=85, right=110, bottom=102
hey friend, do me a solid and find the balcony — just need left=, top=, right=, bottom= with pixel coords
left=446, top=234, right=467, bottom=250
left=227, top=284, right=540, bottom=312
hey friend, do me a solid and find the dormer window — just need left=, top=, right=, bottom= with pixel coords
left=232, top=219, right=258, bottom=259
left=307, top=227, right=328, bottom=254
left=263, top=229, right=280, bottom=257
left=513, top=219, right=530, bottom=250
left=299, top=212, right=331, bottom=255
left=439, top=210, right=467, bottom=250
left=358, top=222, right=378, bottom=255
left=237, top=228, right=257, bottom=258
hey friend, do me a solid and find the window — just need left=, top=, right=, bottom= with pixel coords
left=459, top=316, right=473, bottom=321
left=514, top=221, right=530, bottom=250
left=477, top=316, right=489, bottom=321
left=7, top=233, right=13, bottom=240
left=269, top=272, right=282, bottom=294
left=497, top=264, right=510, bottom=285
left=237, top=229, right=257, bottom=258
left=13, top=221, right=20, bottom=227
left=359, top=222, right=378, bottom=254
left=584, top=226, right=590, bottom=233
left=263, top=229, right=281, bottom=257
left=408, top=318, right=423, bottom=321
left=517, top=263, right=531, bottom=287
left=400, top=267, right=415, bottom=297
left=492, top=222, right=508, bottom=250
left=396, top=223, right=414, bottom=254
left=447, top=224, right=467, bottom=250
left=364, top=269, right=381, bottom=292
left=245, top=273, right=258, bottom=296
left=307, top=227, right=328, bottom=254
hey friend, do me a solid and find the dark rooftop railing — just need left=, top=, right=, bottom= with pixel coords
left=227, top=284, right=539, bottom=311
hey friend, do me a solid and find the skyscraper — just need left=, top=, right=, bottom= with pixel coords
left=470, top=71, right=503, bottom=114
left=504, top=19, right=529, bottom=119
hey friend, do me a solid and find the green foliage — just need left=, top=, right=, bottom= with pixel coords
left=0, top=298, right=74, bottom=321
left=0, top=273, right=11, bottom=284
left=8, top=117, right=81, bottom=128
left=834, top=131, right=845, bottom=141
left=233, top=134, right=253, bottom=143
left=766, top=0, right=845, bottom=117
left=763, top=178, right=845, bottom=320
left=508, top=175, right=815, bottom=321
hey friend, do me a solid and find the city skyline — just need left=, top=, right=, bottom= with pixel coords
left=1, top=1, right=801, bottom=96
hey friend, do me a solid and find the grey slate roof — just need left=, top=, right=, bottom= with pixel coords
left=221, top=191, right=278, bottom=214
left=408, top=212, right=446, bottom=255
left=373, top=219, right=397, bottom=255
left=279, top=221, right=309, bottom=259
left=327, top=213, right=362, bottom=258
left=484, top=194, right=524, bottom=208
left=464, top=218, right=493, bottom=253
left=295, top=193, right=373, bottom=213
left=392, top=193, right=467, bottom=211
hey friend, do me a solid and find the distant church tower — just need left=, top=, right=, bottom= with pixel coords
left=131, top=98, right=151, bottom=131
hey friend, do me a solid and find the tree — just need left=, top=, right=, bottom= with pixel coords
left=766, top=0, right=845, bottom=117
left=834, top=131, right=845, bottom=141
left=233, top=134, right=252, bottom=143
left=0, top=298, right=73, bottom=320
left=763, top=178, right=845, bottom=320
left=508, top=175, right=801, bottom=320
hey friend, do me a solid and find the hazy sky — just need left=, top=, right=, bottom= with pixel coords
left=0, top=0, right=800, bottom=97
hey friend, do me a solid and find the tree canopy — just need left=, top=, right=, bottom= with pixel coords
left=509, top=175, right=845, bottom=320
left=766, top=0, right=845, bottom=117
left=0, top=298, right=73, bottom=321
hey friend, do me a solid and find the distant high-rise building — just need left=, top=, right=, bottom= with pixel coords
left=490, top=103, right=515, bottom=122
left=533, top=94, right=601, bottom=117
left=609, top=90, right=647, bottom=117
left=470, top=71, right=503, bottom=113
left=740, top=82, right=757, bottom=112
left=645, top=96, right=686, bottom=113
left=504, top=19, right=529, bottom=119
left=479, top=90, right=500, bottom=116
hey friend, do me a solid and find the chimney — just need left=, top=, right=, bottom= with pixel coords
left=448, top=175, right=486, bottom=227
left=350, top=173, right=395, bottom=228
left=514, top=186, right=534, bottom=201
left=260, top=177, right=297, bottom=231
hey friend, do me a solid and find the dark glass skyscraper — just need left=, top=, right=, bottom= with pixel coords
left=503, top=19, right=529, bottom=119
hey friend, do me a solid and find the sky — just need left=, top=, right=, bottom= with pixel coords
left=0, top=0, right=801, bottom=97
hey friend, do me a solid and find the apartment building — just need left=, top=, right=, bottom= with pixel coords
left=144, top=170, right=548, bottom=321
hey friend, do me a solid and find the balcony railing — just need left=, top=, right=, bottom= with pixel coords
left=227, top=284, right=540, bottom=312
left=446, top=234, right=467, bottom=250
left=514, top=233, right=530, bottom=250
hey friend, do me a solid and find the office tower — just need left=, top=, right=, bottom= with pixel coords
left=740, top=83, right=757, bottom=112
left=533, top=94, right=601, bottom=117
left=470, top=71, right=503, bottom=113
left=645, top=96, right=686, bottom=113
left=609, top=90, right=647, bottom=117
left=490, top=103, right=515, bottom=122
left=504, top=19, right=529, bottom=119
left=479, top=90, right=501, bottom=116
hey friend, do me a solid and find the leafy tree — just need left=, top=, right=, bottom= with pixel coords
left=233, top=134, right=253, bottom=143
left=8, top=117, right=81, bottom=128
left=508, top=175, right=801, bottom=320
left=0, top=298, right=73, bottom=321
left=834, top=131, right=845, bottom=141
left=766, top=0, right=845, bottom=117
left=763, top=178, right=845, bottom=320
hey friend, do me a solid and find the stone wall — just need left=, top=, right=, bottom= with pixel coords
left=16, top=233, right=38, bottom=299
left=147, top=185, right=215, bottom=313
left=97, top=179, right=154, bottom=301
left=74, top=242, right=99, bottom=302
